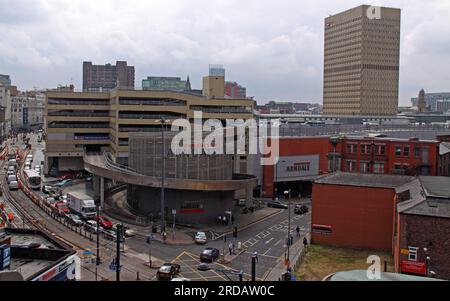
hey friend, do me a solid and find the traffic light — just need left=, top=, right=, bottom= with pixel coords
left=233, top=226, right=238, bottom=238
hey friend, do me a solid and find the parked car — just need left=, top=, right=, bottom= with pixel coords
left=56, top=179, right=73, bottom=188
left=8, top=180, right=19, bottom=190
left=200, top=247, right=220, bottom=263
left=53, top=201, right=70, bottom=216
left=93, top=215, right=113, bottom=229
left=34, top=166, right=41, bottom=175
left=171, top=277, right=190, bottom=281
left=65, top=214, right=84, bottom=226
left=294, top=204, right=309, bottom=215
left=267, top=200, right=289, bottom=209
left=42, top=185, right=55, bottom=194
left=58, top=173, right=75, bottom=181
left=197, top=263, right=210, bottom=271
left=156, top=263, right=181, bottom=281
left=84, top=220, right=100, bottom=233
left=7, top=170, right=15, bottom=177
left=194, top=232, right=207, bottom=244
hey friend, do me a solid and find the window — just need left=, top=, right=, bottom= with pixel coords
left=346, top=144, right=357, bottom=153
left=360, top=144, right=370, bottom=155
left=360, top=162, right=370, bottom=173
left=395, top=146, right=402, bottom=156
left=414, top=147, right=421, bottom=158
left=373, top=163, right=385, bottom=174
left=377, top=145, right=386, bottom=155
left=408, top=247, right=418, bottom=261
left=345, top=160, right=356, bottom=172
left=404, top=146, right=410, bottom=157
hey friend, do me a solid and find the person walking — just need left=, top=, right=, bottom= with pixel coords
left=228, top=242, right=233, bottom=255
left=296, top=225, right=300, bottom=237
left=303, top=237, right=308, bottom=249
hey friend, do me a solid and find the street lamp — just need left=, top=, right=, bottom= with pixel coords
left=156, top=117, right=167, bottom=238
left=284, top=189, right=292, bottom=272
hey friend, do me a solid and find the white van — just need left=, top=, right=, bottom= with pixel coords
left=9, top=180, right=19, bottom=190
left=26, top=155, right=33, bottom=162
left=7, top=174, right=17, bottom=184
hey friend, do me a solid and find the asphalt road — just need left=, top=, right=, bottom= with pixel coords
left=5, top=133, right=311, bottom=281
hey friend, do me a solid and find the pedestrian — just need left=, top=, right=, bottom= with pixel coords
left=217, top=215, right=222, bottom=224
left=296, top=225, right=300, bottom=237
left=303, top=237, right=308, bottom=249
left=228, top=242, right=233, bottom=255
left=290, top=235, right=294, bottom=246
left=222, top=215, right=227, bottom=225
left=231, top=215, right=235, bottom=224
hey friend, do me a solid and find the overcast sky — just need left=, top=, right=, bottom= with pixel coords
left=1, top=0, right=449, bottom=105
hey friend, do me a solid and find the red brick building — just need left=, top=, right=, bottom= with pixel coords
left=310, top=173, right=450, bottom=279
left=311, top=173, right=415, bottom=251
left=395, top=177, right=450, bottom=280
left=262, top=136, right=439, bottom=198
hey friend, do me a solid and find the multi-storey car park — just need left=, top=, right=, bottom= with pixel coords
left=44, top=82, right=258, bottom=224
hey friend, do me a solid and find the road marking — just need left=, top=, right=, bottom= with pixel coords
left=263, top=248, right=272, bottom=256
left=274, top=239, right=282, bottom=246
left=265, top=238, right=274, bottom=245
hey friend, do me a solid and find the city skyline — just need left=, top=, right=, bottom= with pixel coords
left=1, top=0, right=450, bottom=105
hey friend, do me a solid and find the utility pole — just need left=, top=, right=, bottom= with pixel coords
left=285, top=189, right=291, bottom=272
left=160, top=117, right=166, bottom=237
left=116, top=224, right=122, bottom=281
left=251, top=253, right=257, bottom=281
left=95, top=198, right=101, bottom=268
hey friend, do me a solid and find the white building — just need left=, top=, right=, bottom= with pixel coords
left=0, top=85, right=12, bottom=137
left=11, top=91, right=45, bottom=129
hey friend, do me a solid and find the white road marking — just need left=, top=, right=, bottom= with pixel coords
left=265, top=238, right=274, bottom=245
left=274, top=239, right=282, bottom=246
left=263, top=248, right=272, bottom=256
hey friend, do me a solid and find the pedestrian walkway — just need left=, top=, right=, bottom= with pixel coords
left=264, top=234, right=311, bottom=281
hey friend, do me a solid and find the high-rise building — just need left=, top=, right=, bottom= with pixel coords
left=0, top=74, right=11, bottom=86
left=142, top=76, right=190, bottom=91
left=225, top=81, right=246, bottom=99
left=323, top=5, right=401, bottom=116
left=82, top=61, right=135, bottom=92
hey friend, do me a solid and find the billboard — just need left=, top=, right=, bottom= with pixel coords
left=275, top=155, right=320, bottom=181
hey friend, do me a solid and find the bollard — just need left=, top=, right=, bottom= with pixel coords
left=136, top=272, right=140, bottom=281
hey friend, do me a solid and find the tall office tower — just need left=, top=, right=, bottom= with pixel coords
left=82, top=61, right=135, bottom=92
left=323, top=5, right=401, bottom=116
left=417, top=89, right=427, bottom=113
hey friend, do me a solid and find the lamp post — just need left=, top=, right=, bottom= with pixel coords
left=156, top=117, right=167, bottom=238
left=284, top=189, right=291, bottom=272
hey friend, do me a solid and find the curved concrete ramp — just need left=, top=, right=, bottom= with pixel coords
left=83, top=152, right=257, bottom=191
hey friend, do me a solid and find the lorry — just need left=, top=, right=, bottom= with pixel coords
left=66, top=191, right=96, bottom=220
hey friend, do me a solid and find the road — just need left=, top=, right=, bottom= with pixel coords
left=2, top=133, right=311, bottom=281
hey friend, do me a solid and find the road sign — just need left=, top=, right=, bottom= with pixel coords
left=172, top=209, right=176, bottom=215
left=225, top=211, right=232, bottom=215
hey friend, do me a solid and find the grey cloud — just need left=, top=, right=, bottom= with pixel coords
left=0, top=0, right=449, bottom=105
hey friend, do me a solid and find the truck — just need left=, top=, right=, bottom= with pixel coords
left=66, top=191, right=96, bottom=220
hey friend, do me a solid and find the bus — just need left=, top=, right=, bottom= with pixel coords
left=24, top=169, right=42, bottom=190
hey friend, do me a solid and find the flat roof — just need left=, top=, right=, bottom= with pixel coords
left=315, top=172, right=415, bottom=189
left=401, top=198, right=450, bottom=219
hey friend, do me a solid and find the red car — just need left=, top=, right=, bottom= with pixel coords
left=93, top=215, right=113, bottom=229
left=53, top=202, right=70, bottom=216
left=58, top=173, right=75, bottom=181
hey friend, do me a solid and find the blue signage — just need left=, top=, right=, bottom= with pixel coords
left=0, top=244, right=11, bottom=271
left=22, top=107, right=29, bottom=125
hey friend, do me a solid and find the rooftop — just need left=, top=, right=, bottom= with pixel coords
left=314, top=172, right=415, bottom=189
left=419, top=176, right=450, bottom=197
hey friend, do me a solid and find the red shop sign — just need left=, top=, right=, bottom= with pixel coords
left=401, top=260, right=426, bottom=275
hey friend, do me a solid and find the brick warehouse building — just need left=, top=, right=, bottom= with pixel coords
left=395, top=177, right=450, bottom=279
left=262, top=135, right=439, bottom=198
left=311, top=173, right=416, bottom=251
left=311, top=173, right=450, bottom=279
